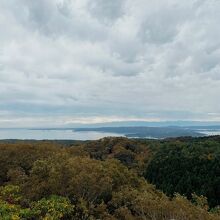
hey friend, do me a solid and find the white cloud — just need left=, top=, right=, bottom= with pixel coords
left=0, top=0, right=220, bottom=127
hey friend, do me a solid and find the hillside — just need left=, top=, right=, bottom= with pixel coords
left=0, top=137, right=220, bottom=219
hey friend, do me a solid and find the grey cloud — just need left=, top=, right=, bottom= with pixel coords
left=5, top=0, right=107, bottom=41
left=1, top=0, right=220, bottom=126
left=87, top=0, right=125, bottom=24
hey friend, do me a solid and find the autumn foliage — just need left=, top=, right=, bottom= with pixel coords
left=0, top=137, right=219, bottom=219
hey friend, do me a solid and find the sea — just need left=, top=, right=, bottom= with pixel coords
left=0, top=128, right=219, bottom=140
left=0, top=128, right=123, bottom=140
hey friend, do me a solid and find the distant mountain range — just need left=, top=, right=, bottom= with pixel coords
left=73, top=126, right=204, bottom=139
left=65, top=120, right=220, bottom=128
left=29, top=121, right=220, bottom=139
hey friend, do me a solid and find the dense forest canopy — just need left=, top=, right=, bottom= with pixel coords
left=0, top=136, right=220, bottom=219
left=145, top=138, right=220, bottom=208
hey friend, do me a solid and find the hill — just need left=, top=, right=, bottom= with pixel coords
left=0, top=136, right=220, bottom=219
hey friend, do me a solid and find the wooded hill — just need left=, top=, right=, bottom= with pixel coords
left=0, top=136, right=220, bottom=219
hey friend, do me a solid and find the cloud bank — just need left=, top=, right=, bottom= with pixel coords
left=1, top=0, right=220, bottom=127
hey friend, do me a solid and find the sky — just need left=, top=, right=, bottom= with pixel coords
left=0, top=0, right=220, bottom=127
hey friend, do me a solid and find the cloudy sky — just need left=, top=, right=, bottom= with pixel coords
left=1, top=0, right=220, bottom=127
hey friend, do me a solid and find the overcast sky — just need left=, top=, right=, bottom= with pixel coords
left=1, top=0, right=220, bottom=127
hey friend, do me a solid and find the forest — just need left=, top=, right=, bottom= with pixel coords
left=0, top=136, right=220, bottom=219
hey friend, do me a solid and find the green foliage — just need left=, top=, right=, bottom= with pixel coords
left=145, top=139, right=220, bottom=207
left=32, top=195, right=74, bottom=220
left=0, top=186, right=75, bottom=220
left=0, top=185, right=35, bottom=220
left=0, top=200, right=30, bottom=220
left=0, top=185, right=21, bottom=204
left=192, top=193, right=209, bottom=210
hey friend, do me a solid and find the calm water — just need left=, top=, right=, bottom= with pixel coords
left=0, top=129, right=123, bottom=140
left=0, top=128, right=219, bottom=140
left=197, top=130, right=220, bottom=136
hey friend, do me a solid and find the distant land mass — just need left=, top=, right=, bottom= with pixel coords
left=65, top=120, right=220, bottom=128
left=27, top=121, right=220, bottom=139
left=74, top=126, right=204, bottom=139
